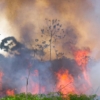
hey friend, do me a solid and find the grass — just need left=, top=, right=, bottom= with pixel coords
left=0, top=92, right=97, bottom=100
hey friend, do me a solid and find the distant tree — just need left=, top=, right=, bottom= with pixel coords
left=55, top=50, right=64, bottom=59
left=0, top=37, right=23, bottom=53
left=30, top=38, right=49, bottom=61
left=41, top=19, right=66, bottom=60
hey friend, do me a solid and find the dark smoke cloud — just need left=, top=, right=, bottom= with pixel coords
left=0, top=36, right=88, bottom=96
left=1, top=0, right=94, bottom=53
left=0, top=0, right=94, bottom=53
left=20, top=23, right=35, bottom=45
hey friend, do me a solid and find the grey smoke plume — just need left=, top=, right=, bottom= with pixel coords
left=0, top=0, right=100, bottom=96
left=0, top=36, right=90, bottom=96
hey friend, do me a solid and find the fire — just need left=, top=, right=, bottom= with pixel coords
left=21, top=69, right=43, bottom=94
left=6, top=89, right=15, bottom=96
left=32, top=70, right=39, bottom=77
left=74, top=49, right=91, bottom=87
left=56, top=69, right=76, bottom=94
left=74, top=49, right=90, bottom=68
left=0, top=71, right=3, bottom=91
left=0, top=49, right=92, bottom=96
left=0, top=71, right=15, bottom=96
left=0, top=71, right=3, bottom=82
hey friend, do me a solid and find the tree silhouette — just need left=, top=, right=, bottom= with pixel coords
left=55, top=50, right=64, bottom=59
left=30, top=38, right=49, bottom=61
left=41, top=19, right=66, bottom=60
left=0, top=37, right=23, bottom=52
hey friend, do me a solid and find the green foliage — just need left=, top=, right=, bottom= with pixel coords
left=67, top=94, right=97, bottom=100
left=0, top=93, right=97, bottom=100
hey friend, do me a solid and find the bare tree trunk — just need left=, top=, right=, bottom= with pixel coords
left=50, top=34, right=52, bottom=61
left=26, top=67, right=31, bottom=100
left=26, top=78, right=28, bottom=100
left=34, top=51, right=35, bottom=57
left=26, top=78, right=28, bottom=94
left=38, top=71, right=41, bottom=94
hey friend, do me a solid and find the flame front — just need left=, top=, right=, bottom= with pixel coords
left=56, top=69, right=76, bottom=94
left=6, top=89, right=15, bottom=96
left=74, top=49, right=91, bottom=91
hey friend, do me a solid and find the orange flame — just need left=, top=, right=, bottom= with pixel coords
left=56, top=69, right=76, bottom=94
left=0, top=71, right=4, bottom=91
left=74, top=49, right=91, bottom=86
left=21, top=69, right=43, bottom=94
left=6, top=89, right=15, bottom=96
left=74, top=49, right=90, bottom=68
left=0, top=71, right=3, bottom=82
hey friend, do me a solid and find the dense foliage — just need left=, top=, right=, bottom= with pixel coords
left=0, top=93, right=97, bottom=100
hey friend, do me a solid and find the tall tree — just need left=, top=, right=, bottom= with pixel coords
left=41, top=19, right=66, bottom=60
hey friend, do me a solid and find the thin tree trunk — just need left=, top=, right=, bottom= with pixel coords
left=26, top=67, right=31, bottom=100
left=50, top=34, right=52, bottom=61
left=26, top=77, right=28, bottom=93
left=38, top=71, right=41, bottom=94
left=34, top=52, right=35, bottom=57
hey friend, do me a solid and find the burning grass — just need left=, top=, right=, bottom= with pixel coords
left=0, top=93, right=97, bottom=100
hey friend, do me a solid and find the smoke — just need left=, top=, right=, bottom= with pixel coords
left=0, top=0, right=100, bottom=96
left=0, top=37, right=86, bottom=96
left=0, top=0, right=98, bottom=57
left=0, top=0, right=96, bottom=53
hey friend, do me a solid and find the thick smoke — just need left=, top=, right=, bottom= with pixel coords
left=0, top=0, right=100, bottom=96
left=0, top=36, right=87, bottom=96
left=0, top=0, right=96, bottom=51
left=0, top=0, right=98, bottom=57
